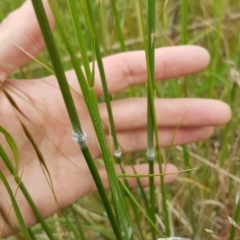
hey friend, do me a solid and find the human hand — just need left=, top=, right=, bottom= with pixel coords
left=0, top=0, right=231, bottom=237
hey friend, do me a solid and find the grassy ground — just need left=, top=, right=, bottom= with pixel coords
left=1, top=0, right=240, bottom=239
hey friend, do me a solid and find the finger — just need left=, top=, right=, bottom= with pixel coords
left=0, top=0, right=54, bottom=83
left=99, top=98, right=231, bottom=131
left=115, top=126, right=213, bottom=154
left=98, top=126, right=213, bottom=158
left=94, top=163, right=178, bottom=192
left=64, top=45, right=210, bottom=95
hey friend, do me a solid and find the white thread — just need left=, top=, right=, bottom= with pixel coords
left=72, top=129, right=87, bottom=149
left=127, top=226, right=133, bottom=239
left=114, top=150, right=122, bottom=158
left=146, top=150, right=156, bottom=161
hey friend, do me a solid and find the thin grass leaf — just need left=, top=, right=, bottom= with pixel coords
left=0, top=145, right=55, bottom=239
left=80, top=146, right=123, bottom=239
left=20, top=119, right=72, bottom=239
left=208, top=0, right=225, bottom=98
left=146, top=1, right=157, bottom=238
left=143, top=0, right=170, bottom=237
left=229, top=194, right=240, bottom=240
left=67, top=0, right=91, bottom=81
left=13, top=44, right=54, bottom=74
left=180, top=0, right=188, bottom=44
left=130, top=163, right=150, bottom=218
left=17, top=119, right=64, bottom=218
left=109, top=0, right=136, bottom=97
left=144, top=0, right=171, bottom=237
left=78, top=1, right=134, bottom=239
left=98, top=1, right=108, bottom=53
left=0, top=125, right=19, bottom=175
left=110, top=0, right=126, bottom=52
left=4, top=86, right=89, bottom=178
left=80, top=0, right=121, bottom=155
left=182, top=145, right=195, bottom=237
left=146, top=0, right=156, bottom=156
left=220, top=81, right=237, bottom=166
left=137, top=1, right=164, bottom=237
left=70, top=206, right=87, bottom=240
left=118, top=168, right=199, bottom=178
left=118, top=163, right=145, bottom=240
left=0, top=171, right=31, bottom=240
left=180, top=0, right=189, bottom=96
left=28, top=228, right=37, bottom=240
left=179, top=177, right=211, bottom=192
left=120, top=181, right=164, bottom=238
left=46, top=1, right=122, bottom=240
left=30, top=0, right=81, bottom=134
left=20, top=123, right=52, bottom=184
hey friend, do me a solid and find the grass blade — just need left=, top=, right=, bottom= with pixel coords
left=229, top=191, right=240, bottom=240
left=30, top=0, right=82, bottom=134
left=146, top=1, right=157, bottom=237
left=0, top=145, right=55, bottom=239
left=208, top=0, right=225, bottom=97
left=144, top=0, right=170, bottom=237
left=180, top=0, right=189, bottom=96
left=0, top=126, right=19, bottom=175
left=34, top=1, right=125, bottom=239
left=81, top=0, right=121, bottom=157
left=78, top=2, right=134, bottom=239
left=0, top=171, right=31, bottom=240
left=120, top=181, right=164, bottom=238
left=67, top=0, right=91, bottom=81
left=110, top=0, right=126, bottom=52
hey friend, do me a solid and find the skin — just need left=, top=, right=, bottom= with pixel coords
left=0, top=0, right=231, bottom=238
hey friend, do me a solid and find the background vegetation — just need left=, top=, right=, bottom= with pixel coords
left=1, top=0, right=240, bottom=239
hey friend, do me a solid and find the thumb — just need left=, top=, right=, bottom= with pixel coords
left=0, top=0, right=54, bottom=83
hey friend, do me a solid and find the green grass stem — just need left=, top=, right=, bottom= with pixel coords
left=31, top=0, right=82, bottom=134
left=146, top=0, right=170, bottom=237
left=0, top=126, right=19, bottom=175
left=98, top=1, right=108, bottom=53
left=229, top=191, right=240, bottom=240
left=146, top=1, right=157, bottom=238
left=0, top=171, right=31, bottom=240
left=180, top=0, right=189, bottom=96
left=67, top=0, right=91, bottom=81
left=180, top=0, right=188, bottom=44
left=28, top=228, right=37, bottom=240
left=110, top=0, right=126, bottom=52
left=118, top=163, right=145, bottom=240
left=208, top=0, right=225, bottom=97
left=46, top=1, right=134, bottom=238
left=137, top=0, right=170, bottom=236
left=81, top=147, right=123, bottom=239
left=220, top=81, right=238, bottom=167
left=109, top=0, right=136, bottom=97
left=120, top=181, right=164, bottom=238
left=130, top=164, right=150, bottom=214
left=70, top=206, right=87, bottom=240
left=0, top=145, right=55, bottom=240
left=78, top=0, right=121, bottom=156
left=31, top=1, right=124, bottom=239
left=182, top=146, right=195, bottom=238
